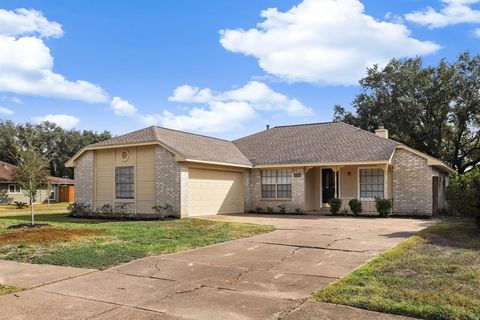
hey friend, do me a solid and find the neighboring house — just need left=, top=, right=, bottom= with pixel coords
left=66, top=122, right=452, bottom=217
left=0, top=160, right=75, bottom=204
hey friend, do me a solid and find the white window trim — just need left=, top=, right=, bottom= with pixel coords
left=115, top=166, right=135, bottom=200
left=7, top=184, right=21, bottom=194
left=261, top=169, right=292, bottom=199
left=357, top=167, right=386, bottom=201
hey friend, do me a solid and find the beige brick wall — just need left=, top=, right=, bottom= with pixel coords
left=391, top=148, right=433, bottom=215
left=250, top=167, right=305, bottom=213
left=244, top=170, right=252, bottom=211
left=74, top=150, right=94, bottom=208
left=155, top=145, right=183, bottom=217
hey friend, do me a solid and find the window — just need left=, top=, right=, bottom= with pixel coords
left=49, top=185, right=56, bottom=201
left=359, top=168, right=384, bottom=199
left=261, top=169, right=292, bottom=198
left=8, top=184, right=21, bottom=194
left=115, top=166, right=134, bottom=199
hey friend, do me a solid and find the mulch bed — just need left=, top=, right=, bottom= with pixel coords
left=7, top=223, right=50, bottom=229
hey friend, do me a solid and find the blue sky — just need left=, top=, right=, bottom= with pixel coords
left=0, top=0, right=478, bottom=139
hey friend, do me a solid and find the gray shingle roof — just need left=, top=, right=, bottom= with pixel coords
left=0, top=160, right=74, bottom=184
left=86, top=123, right=399, bottom=167
left=233, top=122, right=399, bottom=165
left=89, top=126, right=252, bottom=166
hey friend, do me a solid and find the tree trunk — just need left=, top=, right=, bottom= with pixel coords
left=30, top=196, right=34, bottom=226
left=30, top=178, right=34, bottom=226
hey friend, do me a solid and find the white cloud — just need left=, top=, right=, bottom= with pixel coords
left=168, top=81, right=313, bottom=117
left=222, top=81, right=313, bottom=116
left=0, top=8, right=63, bottom=38
left=220, top=0, right=440, bottom=85
left=384, top=12, right=405, bottom=24
left=169, top=85, right=213, bottom=103
left=0, top=9, right=108, bottom=103
left=0, top=106, right=13, bottom=115
left=32, top=114, right=80, bottom=129
left=405, top=0, right=480, bottom=28
left=147, top=101, right=256, bottom=132
left=1, top=95, right=21, bottom=104
left=474, top=27, right=480, bottom=37
left=110, top=96, right=138, bottom=116
left=111, top=81, right=312, bottom=132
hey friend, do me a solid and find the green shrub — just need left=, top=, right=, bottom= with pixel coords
left=436, top=207, right=451, bottom=217
left=328, top=198, right=342, bottom=215
left=152, top=203, right=174, bottom=220
left=98, top=204, right=113, bottom=215
left=348, top=198, right=362, bottom=215
left=446, top=168, right=480, bottom=229
left=277, top=204, right=286, bottom=214
left=266, top=206, right=274, bottom=214
left=294, top=208, right=304, bottom=215
left=67, top=202, right=92, bottom=217
left=375, top=198, right=392, bottom=217
left=254, top=207, right=264, bottom=213
left=13, top=201, right=28, bottom=209
left=446, top=168, right=480, bottom=217
left=114, top=203, right=132, bottom=216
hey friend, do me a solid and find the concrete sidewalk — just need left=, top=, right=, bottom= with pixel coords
left=0, top=260, right=95, bottom=288
left=0, top=214, right=431, bottom=319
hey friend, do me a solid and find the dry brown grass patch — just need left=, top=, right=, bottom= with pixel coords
left=0, top=227, right=102, bottom=244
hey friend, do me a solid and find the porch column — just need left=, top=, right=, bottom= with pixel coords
left=331, top=165, right=343, bottom=198
left=334, top=170, right=337, bottom=198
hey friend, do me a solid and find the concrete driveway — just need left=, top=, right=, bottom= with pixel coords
left=0, top=214, right=432, bottom=320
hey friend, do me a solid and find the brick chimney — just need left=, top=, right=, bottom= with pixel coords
left=375, top=124, right=388, bottom=139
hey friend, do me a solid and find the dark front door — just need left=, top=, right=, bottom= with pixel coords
left=322, top=169, right=335, bottom=204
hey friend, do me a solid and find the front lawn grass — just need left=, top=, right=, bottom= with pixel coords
left=312, top=220, right=480, bottom=320
left=0, top=284, right=22, bottom=296
left=0, top=202, right=70, bottom=213
left=0, top=212, right=274, bottom=269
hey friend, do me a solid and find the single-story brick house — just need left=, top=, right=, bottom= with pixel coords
left=0, top=160, right=75, bottom=204
left=66, top=122, right=452, bottom=217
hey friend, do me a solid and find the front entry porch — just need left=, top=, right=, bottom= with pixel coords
left=304, top=164, right=392, bottom=213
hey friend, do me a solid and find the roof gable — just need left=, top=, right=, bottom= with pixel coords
left=233, top=122, right=400, bottom=165
left=86, top=126, right=252, bottom=167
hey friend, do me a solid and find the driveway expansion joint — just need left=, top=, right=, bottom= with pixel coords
left=37, top=287, right=190, bottom=317
left=249, top=240, right=373, bottom=253
left=84, top=305, right=122, bottom=320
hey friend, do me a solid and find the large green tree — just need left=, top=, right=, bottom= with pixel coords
left=0, top=120, right=111, bottom=178
left=334, top=52, right=480, bottom=173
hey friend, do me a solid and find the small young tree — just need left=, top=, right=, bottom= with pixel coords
left=15, top=149, right=49, bottom=226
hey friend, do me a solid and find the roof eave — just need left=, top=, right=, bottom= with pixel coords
left=253, top=160, right=389, bottom=168
left=185, top=158, right=252, bottom=168
left=65, top=141, right=186, bottom=167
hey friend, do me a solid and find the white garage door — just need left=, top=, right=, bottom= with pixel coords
left=188, top=168, right=244, bottom=216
